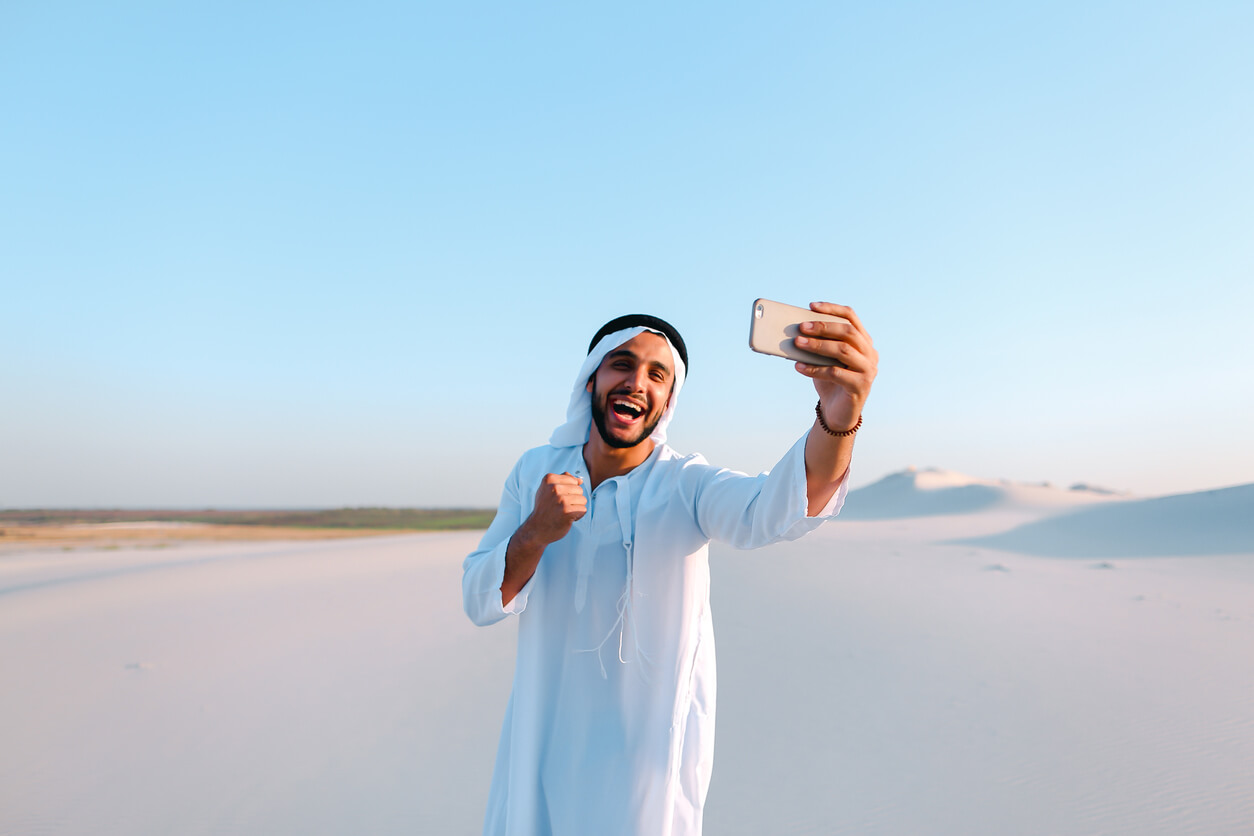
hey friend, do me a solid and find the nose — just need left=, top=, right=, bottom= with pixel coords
left=629, top=365, right=651, bottom=392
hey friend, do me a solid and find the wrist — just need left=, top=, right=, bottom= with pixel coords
left=815, top=400, right=862, bottom=436
left=515, top=516, right=551, bottom=552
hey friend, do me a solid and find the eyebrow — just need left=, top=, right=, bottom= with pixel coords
left=606, top=349, right=672, bottom=378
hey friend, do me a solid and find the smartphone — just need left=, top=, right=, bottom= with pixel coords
left=748, top=298, right=849, bottom=367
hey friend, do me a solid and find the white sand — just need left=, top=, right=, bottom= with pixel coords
left=0, top=534, right=515, bottom=835
left=2, top=483, right=1252, bottom=835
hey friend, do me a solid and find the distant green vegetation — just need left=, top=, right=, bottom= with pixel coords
left=0, top=508, right=497, bottom=531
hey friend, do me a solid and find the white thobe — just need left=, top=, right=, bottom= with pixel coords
left=462, top=431, right=847, bottom=836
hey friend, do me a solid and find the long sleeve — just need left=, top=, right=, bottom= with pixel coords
left=691, top=429, right=848, bottom=549
left=461, top=460, right=536, bottom=626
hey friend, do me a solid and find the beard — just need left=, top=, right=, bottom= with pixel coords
left=589, top=386, right=666, bottom=449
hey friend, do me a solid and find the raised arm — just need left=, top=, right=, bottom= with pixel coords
left=792, top=303, right=878, bottom=516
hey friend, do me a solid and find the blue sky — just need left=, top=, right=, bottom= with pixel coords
left=2, top=1, right=1251, bottom=508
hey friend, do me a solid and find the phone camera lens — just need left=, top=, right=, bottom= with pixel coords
left=754, top=304, right=763, bottom=318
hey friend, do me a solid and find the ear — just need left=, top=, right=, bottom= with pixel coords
left=585, top=374, right=594, bottom=394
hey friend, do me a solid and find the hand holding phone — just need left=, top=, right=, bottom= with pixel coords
left=748, top=298, right=850, bottom=367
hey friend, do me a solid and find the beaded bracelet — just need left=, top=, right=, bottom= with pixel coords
left=815, top=401, right=862, bottom=437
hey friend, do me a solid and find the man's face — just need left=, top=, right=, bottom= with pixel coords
left=586, top=332, right=675, bottom=449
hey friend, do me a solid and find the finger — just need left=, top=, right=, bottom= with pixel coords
left=795, top=360, right=845, bottom=380
left=794, top=330, right=849, bottom=357
left=798, top=319, right=870, bottom=357
left=544, top=472, right=583, bottom=486
left=808, top=302, right=868, bottom=339
left=794, top=361, right=871, bottom=389
left=794, top=333, right=872, bottom=371
left=798, top=318, right=856, bottom=341
left=802, top=323, right=872, bottom=360
left=795, top=337, right=872, bottom=373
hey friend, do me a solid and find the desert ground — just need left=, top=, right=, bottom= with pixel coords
left=1, top=472, right=1251, bottom=835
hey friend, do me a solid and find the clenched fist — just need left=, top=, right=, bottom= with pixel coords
left=524, top=472, right=587, bottom=547
left=501, top=472, right=587, bottom=606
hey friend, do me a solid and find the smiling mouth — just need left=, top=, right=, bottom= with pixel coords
left=609, top=397, right=647, bottom=422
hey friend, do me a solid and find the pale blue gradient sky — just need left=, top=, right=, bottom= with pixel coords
left=3, top=1, right=1251, bottom=508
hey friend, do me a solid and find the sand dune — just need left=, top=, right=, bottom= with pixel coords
left=958, top=482, right=1254, bottom=557
left=839, top=466, right=1125, bottom=520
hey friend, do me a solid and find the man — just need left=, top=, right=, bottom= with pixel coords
left=462, top=304, right=877, bottom=836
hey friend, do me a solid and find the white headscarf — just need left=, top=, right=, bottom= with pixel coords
left=549, top=326, right=687, bottom=448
